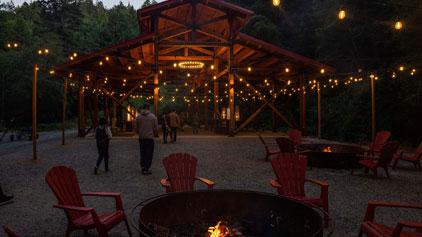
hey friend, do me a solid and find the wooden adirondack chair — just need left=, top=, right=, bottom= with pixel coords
left=45, top=166, right=132, bottom=237
left=161, top=153, right=215, bottom=193
left=358, top=130, right=391, bottom=157
left=358, top=202, right=422, bottom=237
left=3, top=225, right=20, bottom=237
left=275, top=137, right=295, bottom=153
left=352, top=142, right=400, bottom=178
left=287, top=129, right=313, bottom=149
left=269, top=154, right=329, bottom=225
left=258, top=133, right=280, bottom=161
left=393, top=141, right=422, bottom=171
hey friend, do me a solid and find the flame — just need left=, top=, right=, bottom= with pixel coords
left=323, top=146, right=332, bottom=153
left=207, top=221, right=233, bottom=237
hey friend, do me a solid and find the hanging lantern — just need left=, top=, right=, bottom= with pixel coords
left=273, top=0, right=280, bottom=6
left=395, top=21, right=403, bottom=30
left=338, top=9, right=346, bottom=20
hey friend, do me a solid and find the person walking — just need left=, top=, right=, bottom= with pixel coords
left=169, top=109, right=180, bottom=142
left=134, top=104, right=158, bottom=175
left=162, top=111, right=170, bottom=144
left=94, top=118, right=112, bottom=175
left=192, top=112, right=200, bottom=135
left=0, top=184, right=14, bottom=206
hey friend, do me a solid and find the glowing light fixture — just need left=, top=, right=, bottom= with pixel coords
left=320, top=68, right=325, bottom=74
left=273, top=0, right=280, bottom=6
left=395, top=21, right=403, bottom=30
left=338, top=9, right=346, bottom=20
left=178, top=61, right=204, bottom=69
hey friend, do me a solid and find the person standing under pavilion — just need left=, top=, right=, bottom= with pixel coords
left=169, top=109, right=180, bottom=142
left=134, top=104, right=158, bottom=175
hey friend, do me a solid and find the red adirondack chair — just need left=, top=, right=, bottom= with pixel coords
left=45, top=166, right=132, bottom=237
left=352, top=142, right=400, bottom=178
left=358, top=130, right=391, bottom=157
left=275, top=137, right=295, bottom=153
left=258, top=133, right=280, bottom=161
left=358, top=202, right=422, bottom=237
left=3, top=225, right=20, bottom=237
left=287, top=129, right=314, bottom=149
left=269, top=153, right=329, bottom=225
left=393, top=141, right=422, bottom=171
left=161, top=153, right=215, bottom=193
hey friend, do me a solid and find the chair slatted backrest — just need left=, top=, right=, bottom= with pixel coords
left=288, top=129, right=302, bottom=148
left=412, top=141, right=422, bottom=160
left=270, top=153, right=307, bottom=196
left=163, top=153, right=198, bottom=192
left=276, top=137, right=295, bottom=153
left=45, top=166, right=86, bottom=221
left=372, top=131, right=391, bottom=152
left=377, top=142, right=400, bottom=168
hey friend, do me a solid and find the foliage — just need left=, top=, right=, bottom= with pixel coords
left=0, top=0, right=421, bottom=145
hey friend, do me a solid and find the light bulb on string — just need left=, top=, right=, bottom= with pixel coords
left=338, top=8, right=346, bottom=20
left=273, top=0, right=280, bottom=6
left=395, top=21, right=403, bottom=30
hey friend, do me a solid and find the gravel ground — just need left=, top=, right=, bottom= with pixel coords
left=0, top=130, right=421, bottom=237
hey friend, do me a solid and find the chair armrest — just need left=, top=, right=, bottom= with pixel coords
left=54, top=204, right=94, bottom=213
left=364, top=202, right=422, bottom=222
left=356, top=154, right=378, bottom=160
left=305, top=179, right=329, bottom=187
left=81, top=192, right=123, bottom=210
left=160, top=178, right=172, bottom=193
left=270, top=179, right=282, bottom=189
left=297, top=150, right=311, bottom=154
left=195, top=177, right=215, bottom=190
left=393, top=221, right=422, bottom=237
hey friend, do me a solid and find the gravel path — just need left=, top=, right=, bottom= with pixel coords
left=0, top=131, right=421, bottom=236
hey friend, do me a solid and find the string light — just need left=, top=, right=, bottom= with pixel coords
left=44, top=49, right=49, bottom=54
left=338, top=9, right=346, bottom=20
left=399, top=66, right=404, bottom=71
left=273, top=0, right=280, bottom=6
left=73, top=53, right=77, bottom=57
left=248, top=67, right=252, bottom=72
left=13, top=43, right=18, bottom=47
left=138, top=60, right=142, bottom=65
left=7, top=43, right=11, bottom=48
left=159, top=70, right=163, bottom=74
left=213, top=76, right=217, bottom=80
left=395, top=21, right=403, bottom=30
left=211, top=65, right=215, bottom=70
left=320, top=68, right=325, bottom=74
left=128, top=66, right=132, bottom=70
left=105, top=56, right=109, bottom=61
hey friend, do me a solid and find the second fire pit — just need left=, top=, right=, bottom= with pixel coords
left=300, top=143, right=365, bottom=169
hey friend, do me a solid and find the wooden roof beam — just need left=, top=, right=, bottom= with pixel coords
left=159, top=41, right=229, bottom=47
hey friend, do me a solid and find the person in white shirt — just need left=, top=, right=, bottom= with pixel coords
left=94, top=118, right=112, bottom=175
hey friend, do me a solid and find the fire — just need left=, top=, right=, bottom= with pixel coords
left=323, top=146, right=332, bottom=153
left=207, top=221, right=233, bottom=237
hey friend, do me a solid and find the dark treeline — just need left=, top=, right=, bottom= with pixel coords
left=0, top=0, right=421, bottom=144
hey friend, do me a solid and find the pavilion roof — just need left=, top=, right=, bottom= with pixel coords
left=53, top=0, right=335, bottom=95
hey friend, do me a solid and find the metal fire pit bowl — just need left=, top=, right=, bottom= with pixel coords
left=132, top=190, right=333, bottom=237
left=300, top=143, right=365, bottom=169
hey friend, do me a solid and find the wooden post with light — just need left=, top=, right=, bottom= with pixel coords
left=317, top=81, right=321, bottom=139
left=32, top=64, right=37, bottom=160
left=62, top=78, right=67, bottom=145
left=370, top=73, right=375, bottom=142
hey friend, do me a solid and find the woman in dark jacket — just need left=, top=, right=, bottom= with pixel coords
left=94, top=118, right=112, bottom=175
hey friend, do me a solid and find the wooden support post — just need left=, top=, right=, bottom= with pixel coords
left=154, top=14, right=159, bottom=118
left=317, top=82, right=321, bottom=139
left=213, top=60, right=219, bottom=130
left=204, top=84, right=209, bottom=130
left=32, top=64, right=37, bottom=160
left=371, top=75, right=375, bottom=141
left=299, top=76, right=307, bottom=134
left=77, top=78, right=85, bottom=137
left=272, top=82, right=276, bottom=132
left=93, top=83, right=98, bottom=127
left=228, top=17, right=235, bottom=135
left=62, top=79, right=67, bottom=145
left=229, top=74, right=235, bottom=134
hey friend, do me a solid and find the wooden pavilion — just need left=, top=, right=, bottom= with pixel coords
left=53, top=0, right=335, bottom=140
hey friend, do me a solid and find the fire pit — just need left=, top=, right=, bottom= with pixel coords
left=300, top=143, right=365, bottom=169
left=132, top=190, right=331, bottom=237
